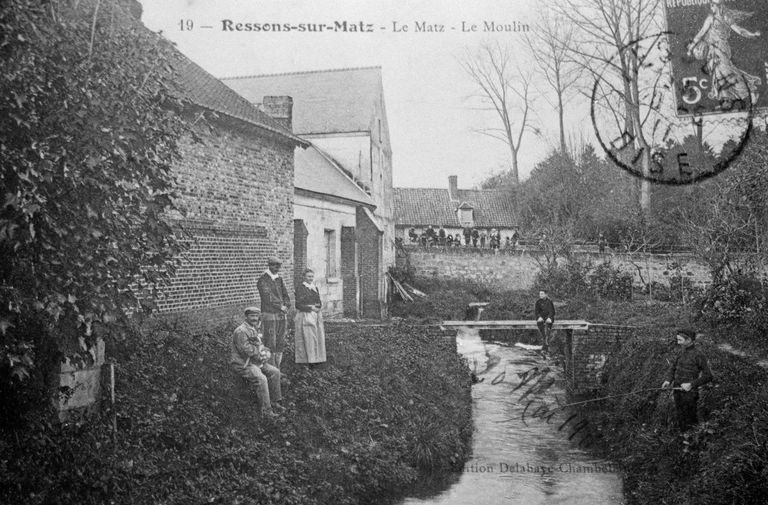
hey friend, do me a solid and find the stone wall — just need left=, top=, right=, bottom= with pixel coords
left=401, top=247, right=712, bottom=292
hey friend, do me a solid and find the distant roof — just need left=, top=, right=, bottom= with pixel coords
left=394, top=188, right=517, bottom=227
left=175, top=56, right=307, bottom=146
left=295, top=145, right=375, bottom=207
left=221, top=67, right=383, bottom=135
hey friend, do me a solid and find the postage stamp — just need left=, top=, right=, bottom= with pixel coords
left=591, top=1, right=766, bottom=185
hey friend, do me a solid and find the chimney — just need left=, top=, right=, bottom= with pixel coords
left=448, top=175, right=459, bottom=201
left=262, top=96, right=293, bottom=131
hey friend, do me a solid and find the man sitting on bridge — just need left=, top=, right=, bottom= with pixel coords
left=535, top=290, right=555, bottom=351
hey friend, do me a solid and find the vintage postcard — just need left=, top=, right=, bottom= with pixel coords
left=2, top=1, right=767, bottom=504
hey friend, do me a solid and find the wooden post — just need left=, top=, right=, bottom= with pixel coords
left=110, top=363, right=117, bottom=444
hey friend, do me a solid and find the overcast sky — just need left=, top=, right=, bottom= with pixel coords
left=140, top=0, right=591, bottom=189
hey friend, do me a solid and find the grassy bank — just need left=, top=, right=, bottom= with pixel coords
left=392, top=277, right=768, bottom=505
left=0, top=320, right=472, bottom=505
left=581, top=336, right=768, bottom=505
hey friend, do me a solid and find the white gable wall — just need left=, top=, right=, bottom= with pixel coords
left=305, top=133, right=371, bottom=186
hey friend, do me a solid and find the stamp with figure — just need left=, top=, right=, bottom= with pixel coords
left=591, top=0, right=767, bottom=185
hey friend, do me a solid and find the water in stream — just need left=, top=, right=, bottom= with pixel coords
left=401, top=327, right=624, bottom=505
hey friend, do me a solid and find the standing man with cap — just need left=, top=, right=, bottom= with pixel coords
left=257, top=256, right=291, bottom=371
left=662, top=328, right=713, bottom=432
left=230, top=307, right=282, bottom=417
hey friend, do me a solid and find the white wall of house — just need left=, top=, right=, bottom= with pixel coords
left=294, top=193, right=357, bottom=317
left=306, top=133, right=371, bottom=185
left=304, top=131, right=395, bottom=308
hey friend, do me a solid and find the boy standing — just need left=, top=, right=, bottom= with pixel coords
left=662, top=329, right=713, bottom=432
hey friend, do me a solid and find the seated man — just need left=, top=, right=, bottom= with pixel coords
left=231, top=307, right=283, bottom=417
left=534, top=290, right=555, bottom=351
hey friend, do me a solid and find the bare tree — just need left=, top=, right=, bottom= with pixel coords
left=524, top=11, right=582, bottom=154
left=549, top=0, right=665, bottom=217
left=460, top=42, right=537, bottom=184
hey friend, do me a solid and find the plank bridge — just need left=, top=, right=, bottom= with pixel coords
left=437, top=320, right=635, bottom=397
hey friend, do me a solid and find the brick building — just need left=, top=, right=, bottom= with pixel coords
left=155, top=56, right=308, bottom=323
left=394, top=175, right=518, bottom=244
left=222, top=67, right=394, bottom=318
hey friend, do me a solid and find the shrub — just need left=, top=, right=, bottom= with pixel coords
left=588, top=261, right=633, bottom=301
left=534, top=260, right=632, bottom=301
left=695, top=273, right=768, bottom=351
left=533, top=261, right=591, bottom=297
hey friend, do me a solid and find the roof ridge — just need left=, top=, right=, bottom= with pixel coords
left=221, top=66, right=382, bottom=81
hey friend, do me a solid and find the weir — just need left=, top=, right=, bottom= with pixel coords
left=438, top=320, right=635, bottom=397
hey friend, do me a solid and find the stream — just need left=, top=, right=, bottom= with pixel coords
left=400, top=327, right=625, bottom=505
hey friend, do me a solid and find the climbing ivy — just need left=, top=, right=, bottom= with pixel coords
left=0, top=0, right=187, bottom=395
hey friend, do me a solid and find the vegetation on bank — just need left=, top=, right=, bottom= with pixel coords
left=0, top=321, right=472, bottom=505
left=581, top=335, right=768, bottom=505
left=391, top=275, right=768, bottom=505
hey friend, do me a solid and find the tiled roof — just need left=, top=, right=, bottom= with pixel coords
left=295, top=145, right=375, bottom=207
left=175, top=56, right=307, bottom=145
left=394, top=187, right=517, bottom=227
left=221, top=67, right=383, bottom=135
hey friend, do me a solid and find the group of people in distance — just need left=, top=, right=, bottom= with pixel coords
left=230, top=257, right=326, bottom=418
left=408, top=225, right=519, bottom=250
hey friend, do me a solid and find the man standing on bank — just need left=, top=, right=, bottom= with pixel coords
left=294, top=269, right=327, bottom=365
left=662, top=329, right=713, bottom=432
left=230, top=307, right=282, bottom=418
left=535, top=290, right=555, bottom=351
left=257, top=256, right=291, bottom=371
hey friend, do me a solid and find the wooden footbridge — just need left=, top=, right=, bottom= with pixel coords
left=436, top=318, right=634, bottom=396
left=441, top=320, right=590, bottom=331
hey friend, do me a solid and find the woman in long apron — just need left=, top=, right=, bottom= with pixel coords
left=294, top=269, right=327, bottom=364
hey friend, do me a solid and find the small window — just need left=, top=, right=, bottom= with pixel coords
left=459, top=208, right=473, bottom=226
left=378, top=118, right=382, bottom=142
left=324, top=229, right=337, bottom=278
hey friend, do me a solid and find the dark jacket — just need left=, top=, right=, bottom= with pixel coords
left=535, top=297, right=556, bottom=321
left=666, top=345, right=713, bottom=388
left=295, top=283, right=322, bottom=312
left=257, top=272, right=290, bottom=314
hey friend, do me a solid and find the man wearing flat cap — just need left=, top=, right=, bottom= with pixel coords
left=257, top=256, right=291, bottom=370
left=231, top=307, right=282, bottom=417
left=662, top=328, right=713, bottom=432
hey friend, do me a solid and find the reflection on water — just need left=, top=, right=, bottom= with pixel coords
left=401, top=328, right=624, bottom=505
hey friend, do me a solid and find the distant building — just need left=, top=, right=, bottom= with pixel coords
left=394, top=175, right=518, bottom=243
left=223, top=67, right=394, bottom=318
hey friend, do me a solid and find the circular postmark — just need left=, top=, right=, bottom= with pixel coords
left=591, top=32, right=754, bottom=185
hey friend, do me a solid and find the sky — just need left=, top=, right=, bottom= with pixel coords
left=139, top=0, right=587, bottom=189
